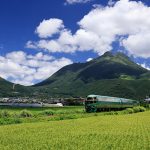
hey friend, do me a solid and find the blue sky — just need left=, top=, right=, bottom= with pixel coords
left=0, top=0, right=98, bottom=55
left=0, top=0, right=150, bottom=85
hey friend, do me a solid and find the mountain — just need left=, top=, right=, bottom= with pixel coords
left=33, top=52, right=150, bottom=100
left=0, top=77, right=32, bottom=97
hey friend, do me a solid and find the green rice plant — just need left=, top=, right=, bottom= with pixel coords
left=0, top=111, right=149, bottom=149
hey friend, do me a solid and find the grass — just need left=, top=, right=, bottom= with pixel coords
left=0, top=111, right=149, bottom=149
left=0, top=106, right=85, bottom=125
left=0, top=106, right=147, bottom=125
left=0, top=106, right=83, bottom=114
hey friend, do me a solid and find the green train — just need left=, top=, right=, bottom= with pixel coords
left=85, top=95, right=139, bottom=112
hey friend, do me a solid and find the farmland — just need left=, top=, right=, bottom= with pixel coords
left=0, top=106, right=86, bottom=125
left=0, top=110, right=149, bottom=150
left=0, top=106, right=147, bottom=125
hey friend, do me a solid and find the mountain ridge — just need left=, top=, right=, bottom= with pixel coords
left=33, top=52, right=150, bottom=100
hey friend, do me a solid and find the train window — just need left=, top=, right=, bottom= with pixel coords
left=86, top=97, right=97, bottom=104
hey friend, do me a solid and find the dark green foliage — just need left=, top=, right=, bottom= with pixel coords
left=0, top=77, right=33, bottom=97
left=40, top=110, right=54, bottom=116
left=33, top=52, right=150, bottom=100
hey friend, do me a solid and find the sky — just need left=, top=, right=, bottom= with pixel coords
left=0, top=0, right=150, bottom=85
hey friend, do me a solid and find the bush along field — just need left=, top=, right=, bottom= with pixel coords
left=0, top=106, right=148, bottom=125
left=0, top=110, right=150, bottom=150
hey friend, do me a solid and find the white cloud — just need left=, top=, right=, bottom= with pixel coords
left=78, top=0, right=150, bottom=56
left=35, top=18, right=64, bottom=38
left=86, top=58, right=93, bottom=62
left=27, top=0, right=150, bottom=58
left=65, top=0, right=92, bottom=5
left=26, top=41, right=38, bottom=49
left=122, top=32, right=150, bottom=58
left=0, top=51, right=72, bottom=86
left=140, top=63, right=150, bottom=70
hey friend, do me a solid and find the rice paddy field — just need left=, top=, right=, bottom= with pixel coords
left=0, top=110, right=149, bottom=150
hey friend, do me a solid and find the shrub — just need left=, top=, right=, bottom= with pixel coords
left=133, top=107, right=140, bottom=113
left=137, top=106, right=146, bottom=112
left=13, top=118, right=22, bottom=124
left=40, top=110, right=54, bottom=116
left=133, top=106, right=146, bottom=113
left=0, top=118, right=22, bottom=125
left=0, top=110, right=11, bottom=118
left=19, top=110, right=33, bottom=118
left=125, top=108, right=134, bottom=114
left=139, top=106, right=146, bottom=112
left=106, top=111, right=117, bottom=115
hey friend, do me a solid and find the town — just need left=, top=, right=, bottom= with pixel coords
left=0, top=97, right=84, bottom=107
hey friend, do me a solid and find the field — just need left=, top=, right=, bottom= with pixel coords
left=0, top=106, right=86, bottom=125
left=0, top=106, right=146, bottom=125
left=0, top=110, right=149, bottom=150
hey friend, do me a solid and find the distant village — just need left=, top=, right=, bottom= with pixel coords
left=0, top=97, right=85, bottom=107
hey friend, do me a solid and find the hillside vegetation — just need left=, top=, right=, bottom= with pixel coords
left=34, top=52, right=150, bottom=100
left=0, top=78, right=32, bottom=97
left=0, top=111, right=149, bottom=150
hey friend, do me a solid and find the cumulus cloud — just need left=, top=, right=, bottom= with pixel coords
left=122, top=33, right=150, bottom=58
left=27, top=0, right=150, bottom=58
left=35, top=18, right=64, bottom=38
left=78, top=0, right=150, bottom=57
left=0, top=51, right=72, bottom=86
left=65, top=0, right=92, bottom=5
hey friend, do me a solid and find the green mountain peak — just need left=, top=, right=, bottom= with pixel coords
left=34, top=52, right=150, bottom=100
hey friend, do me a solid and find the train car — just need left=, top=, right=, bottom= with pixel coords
left=85, top=95, right=139, bottom=112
